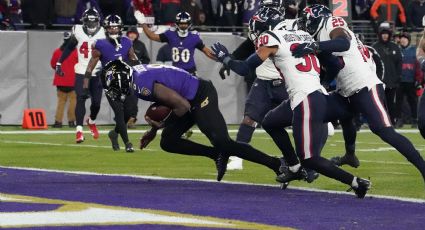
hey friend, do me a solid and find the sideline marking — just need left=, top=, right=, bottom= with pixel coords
left=1, top=165, right=424, bottom=204
left=0, top=129, right=421, bottom=134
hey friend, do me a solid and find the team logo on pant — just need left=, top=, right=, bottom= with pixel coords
left=201, top=97, right=209, bottom=108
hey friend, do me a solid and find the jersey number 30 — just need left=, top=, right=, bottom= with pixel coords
left=290, top=43, right=320, bottom=73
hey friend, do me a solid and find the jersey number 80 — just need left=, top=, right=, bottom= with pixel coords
left=172, top=47, right=190, bottom=63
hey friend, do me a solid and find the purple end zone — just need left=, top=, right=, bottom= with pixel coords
left=1, top=167, right=425, bottom=230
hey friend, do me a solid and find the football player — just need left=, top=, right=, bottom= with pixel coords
left=212, top=7, right=371, bottom=198
left=221, top=0, right=289, bottom=170
left=101, top=59, right=286, bottom=182
left=294, top=4, right=425, bottom=184
left=135, top=11, right=216, bottom=75
left=417, top=16, right=425, bottom=139
left=55, top=8, right=105, bottom=143
left=83, top=14, right=140, bottom=152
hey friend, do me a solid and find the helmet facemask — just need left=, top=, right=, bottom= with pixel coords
left=175, top=12, right=192, bottom=37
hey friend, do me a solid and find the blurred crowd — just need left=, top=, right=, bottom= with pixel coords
left=0, top=0, right=424, bottom=31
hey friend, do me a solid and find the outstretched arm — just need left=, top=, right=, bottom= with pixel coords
left=134, top=10, right=162, bottom=42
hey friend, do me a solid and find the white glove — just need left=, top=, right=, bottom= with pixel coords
left=134, top=10, right=146, bottom=24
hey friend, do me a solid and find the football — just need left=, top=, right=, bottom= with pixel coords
left=145, top=103, right=172, bottom=122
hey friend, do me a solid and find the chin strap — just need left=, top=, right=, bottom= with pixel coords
left=110, top=36, right=122, bottom=51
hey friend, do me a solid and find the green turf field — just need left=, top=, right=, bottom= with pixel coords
left=1, top=125, right=425, bottom=199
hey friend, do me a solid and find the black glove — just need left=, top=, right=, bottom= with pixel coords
left=219, top=65, right=230, bottom=80
left=211, top=42, right=230, bottom=63
left=55, top=63, right=64, bottom=76
left=292, top=42, right=320, bottom=58
left=79, top=88, right=90, bottom=100
left=140, top=128, right=157, bottom=149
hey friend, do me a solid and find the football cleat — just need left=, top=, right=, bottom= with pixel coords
left=348, top=178, right=371, bottom=199
left=276, top=167, right=308, bottom=184
left=305, top=169, right=319, bottom=183
left=330, top=154, right=360, bottom=168
left=108, top=130, right=120, bottom=151
left=86, top=118, right=99, bottom=139
left=76, top=131, right=85, bottom=143
left=227, top=156, right=243, bottom=170
left=125, top=142, right=135, bottom=153
left=215, top=153, right=229, bottom=181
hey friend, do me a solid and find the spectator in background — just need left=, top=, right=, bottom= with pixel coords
left=352, top=0, right=373, bottom=20
left=370, top=0, right=407, bottom=30
left=182, top=0, right=201, bottom=25
left=153, top=0, right=181, bottom=25
left=55, top=0, right=78, bottom=24
left=5, top=0, right=22, bottom=25
left=125, top=26, right=150, bottom=128
left=395, top=31, right=423, bottom=128
left=372, top=23, right=403, bottom=125
left=74, top=0, right=102, bottom=22
left=199, top=0, right=215, bottom=25
left=98, top=0, right=124, bottom=19
left=156, top=43, right=172, bottom=65
left=406, top=0, right=425, bottom=30
left=241, top=0, right=259, bottom=25
left=50, top=32, right=77, bottom=128
left=21, top=0, right=55, bottom=28
left=216, top=0, right=239, bottom=30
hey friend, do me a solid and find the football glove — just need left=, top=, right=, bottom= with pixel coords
left=140, top=128, right=157, bottom=149
left=55, top=62, right=64, bottom=76
left=219, top=64, right=230, bottom=80
left=79, top=88, right=90, bottom=100
left=134, top=10, right=146, bottom=24
left=292, top=42, right=320, bottom=58
left=211, top=42, right=230, bottom=63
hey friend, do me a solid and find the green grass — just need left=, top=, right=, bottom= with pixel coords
left=1, top=125, right=425, bottom=199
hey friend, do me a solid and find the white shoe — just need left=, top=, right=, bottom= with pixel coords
left=227, top=157, right=243, bottom=170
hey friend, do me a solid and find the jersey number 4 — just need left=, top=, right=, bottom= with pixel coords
left=79, top=41, right=89, bottom=59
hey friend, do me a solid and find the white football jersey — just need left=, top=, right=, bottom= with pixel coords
left=255, top=58, right=281, bottom=80
left=73, top=25, right=105, bottom=75
left=317, top=16, right=382, bottom=97
left=258, top=29, right=327, bottom=109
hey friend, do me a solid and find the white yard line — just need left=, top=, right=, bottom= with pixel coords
left=1, top=165, right=424, bottom=204
left=0, top=140, right=156, bottom=151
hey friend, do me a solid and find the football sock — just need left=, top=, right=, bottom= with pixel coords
left=264, top=127, right=299, bottom=166
left=341, top=118, right=357, bottom=155
left=90, top=104, right=100, bottom=121
left=76, top=125, right=83, bottom=132
left=351, top=177, right=359, bottom=188
left=376, top=127, right=425, bottom=176
left=236, top=123, right=255, bottom=143
left=302, top=157, right=354, bottom=185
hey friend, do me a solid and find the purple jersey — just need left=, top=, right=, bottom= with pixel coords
left=95, top=36, right=133, bottom=66
left=161, top=28, right=204, bottom=71
left=132, top=64, right=199, bottom=101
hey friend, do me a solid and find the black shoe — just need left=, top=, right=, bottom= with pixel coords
left=330, top=154, right=360, bottom=168
left=305, top=169, right=319, bottom=183
left=276, top=167, right=308, bottom=184
left=348, top=178, right=371, bottom=198
left=125, top=142, right=134, bottom=153
left=108, top=130, right=120, bottom=151
left=68, top=121, right=76, bottom=128
left=214, top=153, right=229, bottom=181
left=52, top=122, right=62, bottom=128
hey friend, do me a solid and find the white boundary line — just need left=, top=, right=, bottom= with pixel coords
left=1, top=165, right=424, bottom=204
left=0, top=129, right=422, bottom=134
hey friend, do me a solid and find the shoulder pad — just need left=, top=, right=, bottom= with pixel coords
left=169, top=27, right=177, bottom=32
left=257, top=31, right=280, bottom=47
left=190, top=30, right=199, bottom=35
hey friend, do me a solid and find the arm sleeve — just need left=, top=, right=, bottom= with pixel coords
left=225, top=53, right=263, bottom=76
left=159, top=33, right=169, bottom=43
left=58, top=36, right=78, bottom=63
left=318, top=36, right=350, bottom=53
left=195, top=39, right=206, bottom=50
left=370, top=0, right=380, bottom=19
left=231, top=38, right=255, bottom=60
